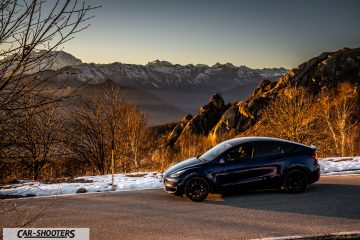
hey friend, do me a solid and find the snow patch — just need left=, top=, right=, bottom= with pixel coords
left=320, top=156, right=360, bottom=175
left=0, top=172, right=163, bottom=198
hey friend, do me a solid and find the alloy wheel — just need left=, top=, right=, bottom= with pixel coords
left=185, top=177, right=209, bottom=202
left=284, top=170, right=308, bottom=193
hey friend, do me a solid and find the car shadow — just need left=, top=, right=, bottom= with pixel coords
left=204, top=182, right=360, bottom=220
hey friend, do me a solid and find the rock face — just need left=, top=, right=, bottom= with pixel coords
left=210, top=80, right=278, bottom=139
left=167, top=47, right=360, bottom=144
left=277, top=47, right=360, bottom=91
left=166, top=94, right=228, bottom=145
left=182, top=94, right=227, bottom=135
left=166, top=114, right=193, bottom=145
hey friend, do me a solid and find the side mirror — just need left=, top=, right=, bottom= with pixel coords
left=219, top=158, right=226, bottom=164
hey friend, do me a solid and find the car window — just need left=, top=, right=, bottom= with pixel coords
left=199, top=141, right=233, bottom=161
left=254, top=141, right=284, bottom=158
left=223, top=143, right=254, bottom=163
left=282, top=142, right=298, bottom=154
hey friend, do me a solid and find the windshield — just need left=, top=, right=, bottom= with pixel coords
left=198, top=141, right=233, bottom=161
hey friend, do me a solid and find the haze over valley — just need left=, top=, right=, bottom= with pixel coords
left=45, top=51, right=288, bottom=124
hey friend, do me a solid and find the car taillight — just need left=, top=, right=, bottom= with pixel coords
left=311, top=152, right=318, bottom=164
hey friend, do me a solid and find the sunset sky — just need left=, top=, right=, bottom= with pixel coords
left=63, top=0, right=360, bottom=69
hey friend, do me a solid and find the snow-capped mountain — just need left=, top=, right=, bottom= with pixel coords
left=54, top=58, right=288, bottom=91
left=1, top=50, right=82, bottom=75
left=48, top=50, right=82, bottom=70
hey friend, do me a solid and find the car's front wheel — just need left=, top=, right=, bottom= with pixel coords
left=283, top=169, right=308, bottom=193
left=185, top=177, right=209, bottom=202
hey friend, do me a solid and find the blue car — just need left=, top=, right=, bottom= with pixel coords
left=163, top=137, right=320, bottom=201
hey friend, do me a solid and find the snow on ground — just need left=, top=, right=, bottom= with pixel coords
left=0, top=172, right=163, bottom=198
left=1, top=157, right=360, bottom=198
left=320, top=156, right=360, bottom=175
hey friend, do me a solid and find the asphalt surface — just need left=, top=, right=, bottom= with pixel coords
left=2, top=175, right=360, bottom=240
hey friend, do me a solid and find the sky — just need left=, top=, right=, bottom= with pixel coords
left=62, top=0, right=360, bottom=69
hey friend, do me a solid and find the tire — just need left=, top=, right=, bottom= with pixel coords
left=185, top=177, right=209, bottom=202
left=283, top=169, right=308, bottom=193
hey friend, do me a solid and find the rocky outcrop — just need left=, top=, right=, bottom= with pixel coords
left=166, top=94, right=228, bottom=145
left=166, top=114, right=193, bottom=145
left=277, top=47, right=360, bottom=91
left=210, top=79, right=278, bottom=139
left=181, top=94, right=226, bottom=135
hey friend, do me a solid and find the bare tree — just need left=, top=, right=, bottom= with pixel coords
left=70, top=97, right=111, bottom=175
left=124, top=103, right=148, bottom=168
left=13, top=102, right=65, bottom=180
left=261, top=87, right=319, bottom=144
left=0, top=0, right=96, bottom=117
left=0, top=0, right=97, bottom=182
left=320, top=83, right=359, bottom=156
left=69, top=87, right=150, bottom=174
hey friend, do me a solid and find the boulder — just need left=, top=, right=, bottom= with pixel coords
left=166, top=94, right=228, bottom=145
left=166, top=114, right=193, bottom=146
left=76, top=188, right=87, bottom=193
left=210, top=104, right=239, bottom=138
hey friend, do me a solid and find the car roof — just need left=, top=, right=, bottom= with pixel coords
left=223, top=136, right=314, bottom=149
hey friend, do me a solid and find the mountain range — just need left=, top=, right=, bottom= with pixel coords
left=50, top=52, right=288, bottom=91
left=42, top=51, right=288, bottom=124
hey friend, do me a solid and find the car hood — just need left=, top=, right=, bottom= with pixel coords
left=164, top=157, right=204, bottom=176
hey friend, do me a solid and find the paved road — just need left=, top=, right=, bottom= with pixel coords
left=2, top=175, right=360, bottom=240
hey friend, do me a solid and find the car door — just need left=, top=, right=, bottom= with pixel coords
left=248, top=141, right=286, bottom=188
left=210, top=142, right=256, bottom=191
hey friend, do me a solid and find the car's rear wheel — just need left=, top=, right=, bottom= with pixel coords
left=185, top=177, right=209, bottom=202
left=283, top=169, right=308, bottom=193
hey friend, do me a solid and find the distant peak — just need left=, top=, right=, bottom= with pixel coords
left=146, top=59, right=173, bottom=67
left=195, top=64, right=209, bottom=68
left=224, top=62, right=235, bottom=68
left=211, top=62, right=235, bottom=68
left=212, top=62, right=223, bottom=68
left=239, top=65, right=251, bottom=69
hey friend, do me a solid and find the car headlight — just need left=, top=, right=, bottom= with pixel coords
left=170, top=169, right=186, bottom=178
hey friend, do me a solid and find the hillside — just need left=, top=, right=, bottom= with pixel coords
left=166, top=47, right=360, bottom=148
